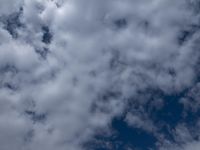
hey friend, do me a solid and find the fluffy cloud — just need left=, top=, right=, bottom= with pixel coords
left=0, top=0, right=200, bottom=150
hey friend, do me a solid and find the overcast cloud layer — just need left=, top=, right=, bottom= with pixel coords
left=0, top=0, right=200, bottom=150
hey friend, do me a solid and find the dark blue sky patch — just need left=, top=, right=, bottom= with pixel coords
left=143, top=87, right=200, bottom=142
left=178, top=29, right=194, bottom=45
left=177, top=24, right=200, bottom=45
left=111, top=117, right=157, bottom=150
left=113, top=18, right=127, bottom=29
left=141, top=88, right=191, bottom=128
left=184, top=110, right=200, bottom=123
left=127, top=89, right=186, bottom=141
left=183, top=109, right=200, bottom=128
left=188, top=1, right=200, bottom=13
left=42, top=26, right=52, bottom=44
left=194, top=55, right=200, bottom=82
left=157, top=125, right=176, bottom=143
left=35, top=47, right=49, bottom=59
left=85, top=116, right=157, bottom=150
left=123, top=84, right=200, bottom=145
left=25, top=110, right=47, bottom=123
left=0, top=8, right=23, bottom=38
left=181, top=86, right=200, bottom=127
left=149, top=94, right=184, bottom=128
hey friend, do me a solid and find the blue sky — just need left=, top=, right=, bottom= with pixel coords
left=0, top=0, right=200, bottom=150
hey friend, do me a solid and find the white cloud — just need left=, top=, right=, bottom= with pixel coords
left=0, top=0, right=200, bottom=150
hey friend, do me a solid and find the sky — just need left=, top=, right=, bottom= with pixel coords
left=0, top=0, right=200, bottom=150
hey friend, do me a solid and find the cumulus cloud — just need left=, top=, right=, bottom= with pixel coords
left=0, top=0, right=200, bottom=150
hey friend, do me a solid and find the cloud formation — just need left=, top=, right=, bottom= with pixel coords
left=0, top=0, right=200, bottom=150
